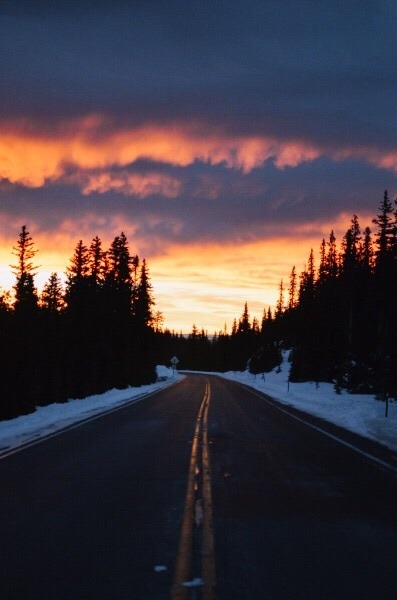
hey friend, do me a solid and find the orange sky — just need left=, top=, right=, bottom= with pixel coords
left=1, top=3, right=396, bottom=333
left=0, top=215, right=362, bottom=333
left=2, top=117, right=397, bottom=191
left=0, top=115, right=383, bottom=332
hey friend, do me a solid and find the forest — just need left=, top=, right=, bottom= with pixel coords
left=0, top=191, right=396, bottom=420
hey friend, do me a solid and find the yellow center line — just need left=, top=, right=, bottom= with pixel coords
left=171, top=380, right=216, bottom=600
left=202, top=384, right=216, bottom=599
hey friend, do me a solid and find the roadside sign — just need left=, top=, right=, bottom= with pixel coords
left=170, top=356, right=179, bottom=377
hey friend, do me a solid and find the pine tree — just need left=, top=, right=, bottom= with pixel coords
left=260, top=309, right=267, bottom=333
left=326, top=230, right=338, bottom=279
left=130, top=254, right=140, bottom=307
left=7, top=226, right=40, bottom=414
left=319, top=239, right=327, bottom=281
left=373, top=190, right=394, bottom=264
left=11, top=225, right=39, bottom=312
left=231, top=318, right=238, bottom=335
left=308, top=248, right=316, bottom=286
left=41, top=273, right=64, bottom=312
left=88, top=236, right=106, bottom=285
left=135, top=258, right=155, bottom=327
left=372, top=191, right=396, bottom=399
left=361, top=227, right=373, bottom=271
left=393, top=197, right=397, bottom=260
left=288, top=266, right=297, bottom=309
left=238, top=302, right=251, bottom=333
left=252, top=316, right=260, bottom=333
left=275, top=279, right=284, bottom=318
left=299, top=250, right=315, bottom=301
left=107, top=232, right=133, bottom=290
left=65, top=240, right=90, bottom=309
left=342, top=215, right=361, bottom=273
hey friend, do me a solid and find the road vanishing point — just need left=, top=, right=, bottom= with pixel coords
left=1, top=374, right=397, bottom=599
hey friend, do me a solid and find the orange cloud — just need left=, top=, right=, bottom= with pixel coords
left=79, top=170, right=182, bottom=198
left=2, top=115, right=397, bottom=195
left=0, top=115, right=322, bottom=190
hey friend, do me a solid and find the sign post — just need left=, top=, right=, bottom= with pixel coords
left=170, top=356, right=179, bottom=377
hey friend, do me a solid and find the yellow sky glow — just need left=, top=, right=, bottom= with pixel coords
left=0, top=115, right=380, bottom=332
left=0, top=218, right=358, bottom=332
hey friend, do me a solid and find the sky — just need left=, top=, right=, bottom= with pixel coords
left=1, top=1, right=397, bottom=332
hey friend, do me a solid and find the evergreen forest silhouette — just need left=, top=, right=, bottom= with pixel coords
left=0, top=191, right=396, bottom=420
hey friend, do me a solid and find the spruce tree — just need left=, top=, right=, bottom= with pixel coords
left=373, top=190, right=394, bottom=264
left=88, top=236, right=106, bottom=285
left=288, top=266, right=297, bottom=309
left=65, top=240, right=90, bottom=310
left=372, top=191, right=396, bottom=398
left=11, top=225, right=39, bottom=313
left=326, top=230, right=338, bottom=279
left=238, top=302, right=251, bottom=333
left=135, top=259, right=155, bottom=327
left=7, top=226, right=40, bottom=414
left=41, top=273, right=64, bottom=313
left=361, top=227, right=373, bottom=272
left=319, top=239, right=327, bottom=281
left=275, top=280, right=284, bottom=318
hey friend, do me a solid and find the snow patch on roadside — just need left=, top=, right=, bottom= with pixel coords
left=220, top=354, right=397, bottom=451
left=0, top=366, right=183, bottom=452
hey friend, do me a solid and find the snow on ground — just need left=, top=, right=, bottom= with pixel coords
left=219, top=353, right=397, bottom=451
left=1, top=358, right=395, bottom=455
left=0, top=366, right=183, bottom=453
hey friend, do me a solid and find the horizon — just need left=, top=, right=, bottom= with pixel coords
left=0, top=206, right=376, bottom=333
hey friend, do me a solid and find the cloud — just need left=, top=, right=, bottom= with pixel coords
left=79, top=170, right=182, bottom=198
left=1, top=1, right=397, bottom=331
left=3, top=114, right=397, bottom=199
left=0, top=115, right=320, bottom=187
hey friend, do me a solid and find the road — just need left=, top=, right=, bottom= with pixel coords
left=1, top=375, right=396, bottom=599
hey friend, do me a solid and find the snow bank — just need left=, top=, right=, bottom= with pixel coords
left=220, top=354, right=397, bottom=451
left=0, top=366, right=182, bottom=453
left=1, top=357, right=395, bottom=455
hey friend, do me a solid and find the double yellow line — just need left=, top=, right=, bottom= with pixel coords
left=171, top=380, right=216, bottom=599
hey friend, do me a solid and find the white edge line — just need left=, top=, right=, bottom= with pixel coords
left=237, top=382, right=397, bottom=475
left=0, top=379, right=183, bottom=460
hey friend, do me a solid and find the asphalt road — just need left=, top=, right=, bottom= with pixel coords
left=1, top=375, right=396, bottom=599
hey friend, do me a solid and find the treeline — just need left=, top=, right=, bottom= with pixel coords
left=284, top=190, right=397, bottom=397
left=0, top=191, right=396, bottom=420
left=158, top=191, right=397, bottom=400
left=156, top=304, right=282, bottom=374
left=0, top=228, right=157, bottom=419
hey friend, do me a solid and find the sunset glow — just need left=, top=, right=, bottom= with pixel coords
left=1, top=2, right=396, bottom=332
left=0, top=215, right=357, bottom=332
left=3, top=117, right=397, bottom=192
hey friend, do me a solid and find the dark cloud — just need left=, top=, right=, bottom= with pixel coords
left=1, top=1, right=397, bottom=148
left=1, top=157, right=395, bottom=258
left=1, top=0, right=397, bottom=271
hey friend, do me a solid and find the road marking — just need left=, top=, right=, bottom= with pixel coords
left=201, top=385, right=216, bottom=599
left=171, top=380, right=216, bottom=599
left=238, top=382, right=397, bottom=475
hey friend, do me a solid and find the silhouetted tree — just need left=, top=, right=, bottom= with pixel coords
left=12, top=225, right=39, bottom=313
left=135, top=259, right=155, bottom=327
left=41, top=273, right=64, bottom=313
left=288, top=266, right=297, bottom=310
